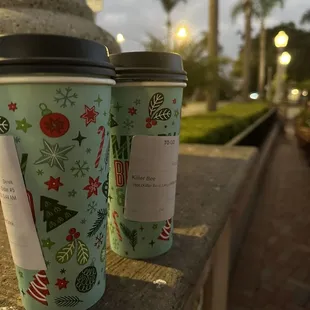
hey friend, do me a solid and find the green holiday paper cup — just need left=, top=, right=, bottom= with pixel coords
left=108, top=52, right=187, bottom=259
left=0, top=34, right=115, bottom=310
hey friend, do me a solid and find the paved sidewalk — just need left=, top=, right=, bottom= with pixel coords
left=229, top=130, right=310, bottom=309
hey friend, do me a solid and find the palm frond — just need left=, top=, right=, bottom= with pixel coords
left=231, top=2, right=245, bottom=23
left=301, top=10, right=310, bottom=25
left=257, top=0, right=285, bottom=18
left=158, top=0, right=187, bottom=13
left=143, top=33, right=168, bottom=52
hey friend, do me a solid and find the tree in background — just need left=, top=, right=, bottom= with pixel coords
left=232, top=0, right=253, bottom=101
left=255, top=0, right=285, bottom=99
left=251, top=0, right=285, bottom=98
left=232, top=22, right=310, bottom=92
left=232, top=0, right=285, bottom=99
left=157, top=0, right=187, bottom=51
left=144, top=32, right=233, bottom=102
left=208, top=0, right=219, bottom=111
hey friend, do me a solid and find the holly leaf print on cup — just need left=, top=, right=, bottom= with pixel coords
left=152, top=108, right=172, bottom=121
left=56, top=228, right=90, bottom=265
left=146, top=93, right=172, bottom=128
left=76, top=239, right=90, bottom=265
left=56, top=240, right=76, bottom=264
left=148, top=93, right=164, bottom=117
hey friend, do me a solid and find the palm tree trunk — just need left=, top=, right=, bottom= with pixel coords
left=242, top=0, right=252, bottom=101
left=166, top=14, right=172, bottom=51
left=258, top=20, right=266, bottom=99
left=207, top=0, right=219, bottom=112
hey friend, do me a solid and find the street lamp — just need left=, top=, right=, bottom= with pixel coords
left=176, top=27, right=188, bottom=39
left=279, top=51, right=291, bottom=66
left=273, top=31, right=290, bottom=104
left=173, top=26, right=189, bottom=50
left=116, top=33, right=125, bottom=44
left=273, top=51, right=291, bottom=104
left=274, top=31, right=289, bottom=48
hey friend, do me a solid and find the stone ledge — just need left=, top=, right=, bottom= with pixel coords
left=95, top=145, right=257, bottom=309
left=0, top=145, right=257, bottom=309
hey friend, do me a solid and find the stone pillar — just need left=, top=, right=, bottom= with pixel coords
left=0, top=0, right=120, bottom=54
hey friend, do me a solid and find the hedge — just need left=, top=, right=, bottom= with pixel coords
left=180, top=102, right=269, bottom=144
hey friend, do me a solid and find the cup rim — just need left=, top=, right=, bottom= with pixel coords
left=0, top=76, right=116, bottom=85
left=112, top=81, right=187, bottom=88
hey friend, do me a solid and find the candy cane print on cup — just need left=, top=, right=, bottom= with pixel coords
left=95, top=126, right=105, bottom=168
left=112, top=211, right=122, bottom=241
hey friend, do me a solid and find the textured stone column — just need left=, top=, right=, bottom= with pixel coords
left=0, top=0, right=120, bottom=53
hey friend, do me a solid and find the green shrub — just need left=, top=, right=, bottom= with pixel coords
left=180, top=102, right=269, bottom=144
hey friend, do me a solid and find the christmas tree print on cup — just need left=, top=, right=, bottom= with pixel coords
left=108, top=52, right=187, bottom=259
left=0, top=34, right=115, bottom=310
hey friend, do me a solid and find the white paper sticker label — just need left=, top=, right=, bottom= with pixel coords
left=124, top=136, right=179, bottom=222
left=0, top=136, right=46, bottom=270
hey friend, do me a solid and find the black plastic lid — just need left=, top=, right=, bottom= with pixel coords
left=0, top=33, right=115, bottom=78
left=109, top=51, right=187, bottom=83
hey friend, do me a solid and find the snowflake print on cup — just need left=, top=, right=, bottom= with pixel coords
left=145, top=93, right=172, bottom=128
left=34, top=140, right=75, bottom=171
left=54, top=87, right=78, bottom=108
left=71, top=160, right=90, bottom=177
left=0, top=116, right=10, bottom=134
left=80, top=105, right=99, bottom=126
left=83, top=177, right=102, bottom=198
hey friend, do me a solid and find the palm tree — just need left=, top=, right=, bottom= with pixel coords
left=208, top=0, right=219, bottom=111
left=300, top=10, right=310, bottom=25
left=232, top=0, right=253, bottom=101
left=255, top=0, right=284, bottom=98
left=158, top=0, right=187, bottom=50
left=232, top=0, right=285, bottom=99
left=144, top=32, right=231, bottom=101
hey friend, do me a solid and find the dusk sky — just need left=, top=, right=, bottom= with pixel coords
left=96, top=0, right=310, bottom=59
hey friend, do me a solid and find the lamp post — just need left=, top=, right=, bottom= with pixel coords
left=174, top=26, right=189, bottom=50
left=273, top=31, right=289, bottom=104
left=176, top=27, right=188, bottom=39
left=116, top=33, right=125, bottom=44
left=273, top=51, right=291, bottom=104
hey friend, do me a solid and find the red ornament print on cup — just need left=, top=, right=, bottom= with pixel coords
left=39, top=103, right=70, bottom=138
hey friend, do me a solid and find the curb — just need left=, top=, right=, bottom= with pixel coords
left=225, top=108, right=277, bottom=147
left=229, top=122, right=281, bottom=273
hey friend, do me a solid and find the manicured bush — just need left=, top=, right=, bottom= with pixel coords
left=180, top=102, right=269, bottom=144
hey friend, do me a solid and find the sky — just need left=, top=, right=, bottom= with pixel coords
left=96, top=0, right=310, bottom=60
